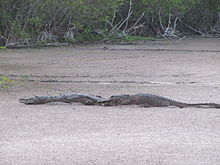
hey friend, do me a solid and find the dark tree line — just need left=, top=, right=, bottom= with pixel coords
left=0, top=0, right=220, bottom=46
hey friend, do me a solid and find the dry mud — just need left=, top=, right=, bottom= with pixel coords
left=0, top=38, right=220, bottom=165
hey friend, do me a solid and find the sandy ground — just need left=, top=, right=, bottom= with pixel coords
left=0, top=38, right=220, bottom=165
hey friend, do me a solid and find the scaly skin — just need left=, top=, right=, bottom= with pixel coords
left=97, top=93, right=220, bottom=108
left=19, top=93, right=220, bottom=108
left=19, top=93, right=107, bottom=105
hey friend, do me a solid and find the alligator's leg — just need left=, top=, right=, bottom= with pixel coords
left=101, top=98, right=131, bottom=106
left=80, top=98, right=97, bottom=105
left=120, top=99, right=132, bottom=105
left=160, top=100, right=171, bottom=107
left=101, top=101, right=116, bottom=106
left=140, top=104, right=152, bottom=108
left=141, top=101, right=186, bottom=108
left=141, top=101, right=172, bottom=108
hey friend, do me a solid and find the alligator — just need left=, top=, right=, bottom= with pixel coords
left=19, top=93, right=107, bottom=105
left=19, top=93, right=220, bottom=108
left=97, top=93, right=220, bottom=108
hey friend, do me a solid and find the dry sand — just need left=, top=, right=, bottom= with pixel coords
left=0, top=38, right=220, bottom=165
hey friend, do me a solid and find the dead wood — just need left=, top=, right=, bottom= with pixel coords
left=6, top=42, right=68, bottom=49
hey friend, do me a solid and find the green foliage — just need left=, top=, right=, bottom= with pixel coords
left=26, top=17, right=43, bottom=36
left=124, top=35, right=155, bottom=41
left=0, top=0, right=219, bottom=43
left=10, top=21, right=31, bottom=39
left=0, top=46, right=6, bottom=52
left=0, top=76, right=14, bottom=89
left=0, top=46, right=6, bottom=49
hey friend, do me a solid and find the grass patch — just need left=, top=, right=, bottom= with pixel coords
left=0, top=76, right=14, bottom=89
left=0, top=46, right=6, bottom=52
left=124, top=35, right=156, bottom=41
left=0, top=46, right=6, bottom=49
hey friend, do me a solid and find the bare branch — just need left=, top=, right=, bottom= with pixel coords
left=111, top=10, right=116, bottom=25
left=182, top=22, right=206, bottom=36
left=124, top=0, right=133, bottom=31
left=116, top=11, right=133, bottom=33
left=126, top=12, right=145, bottom=33
left=105, top=20, right=113, bottom=28
left=0, top=35, right=7, bottom=41
left=159, top=10, right=165, bottom=31
left=176, top=36, right=186, bottom=42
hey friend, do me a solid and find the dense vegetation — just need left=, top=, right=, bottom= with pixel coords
left=0, top=0, right=220, bottom=46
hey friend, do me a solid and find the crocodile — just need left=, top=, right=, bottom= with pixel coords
left=97, top=93, right=220, bottom=108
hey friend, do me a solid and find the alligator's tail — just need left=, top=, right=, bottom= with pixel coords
left=169, top=100, right=220, bottom=108
left=186, top=103, right=220, bottom=108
